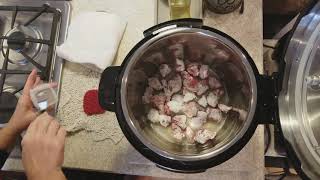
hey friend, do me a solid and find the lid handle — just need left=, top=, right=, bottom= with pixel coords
left=98, top=66, right=121, bottom=112
left=143, top=18, right=203, bottom=37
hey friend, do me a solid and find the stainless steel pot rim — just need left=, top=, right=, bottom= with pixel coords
left=120, top=27, right=257, bottom=161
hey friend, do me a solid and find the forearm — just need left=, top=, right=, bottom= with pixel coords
left=28, top=169, right=67, bottom=180
left=0, top=126, right=18, bottom=151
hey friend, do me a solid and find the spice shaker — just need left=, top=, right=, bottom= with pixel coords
left=206, top=0, right=244, bottom=14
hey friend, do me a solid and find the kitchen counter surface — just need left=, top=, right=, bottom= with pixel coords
left=3, top=0, right=264, bottom=179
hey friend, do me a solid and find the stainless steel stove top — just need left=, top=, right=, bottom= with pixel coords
left=0, top=1, right=70, bottom=125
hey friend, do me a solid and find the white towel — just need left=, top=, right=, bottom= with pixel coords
left=57, top=12, right=127, bottom=72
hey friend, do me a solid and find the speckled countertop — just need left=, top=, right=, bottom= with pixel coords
left=3, top=0, right=264, bottom=179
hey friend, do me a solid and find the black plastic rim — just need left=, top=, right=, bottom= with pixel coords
left=113, top=25, right=262, bottom=172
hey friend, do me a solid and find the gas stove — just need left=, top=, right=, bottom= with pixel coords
left=0, top=1, right=70, bottom=127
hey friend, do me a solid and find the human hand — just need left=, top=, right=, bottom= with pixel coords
left=7, top=69, right=57, bottom=135
left=21, top=112, right=66, bottom=180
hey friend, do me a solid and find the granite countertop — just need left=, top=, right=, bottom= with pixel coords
left=3, top=0, right=264, bottom=179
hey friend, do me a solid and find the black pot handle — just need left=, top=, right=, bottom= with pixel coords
left=156, top=164, right=206, bottom=174
left=143, top=18, right=203, bottom=37
left=98, top=66, right=121, bottom=112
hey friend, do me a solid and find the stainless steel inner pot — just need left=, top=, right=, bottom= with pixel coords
left=120, top=28, right=257, bottom=161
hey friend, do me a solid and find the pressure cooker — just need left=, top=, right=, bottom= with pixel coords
left=98, top=1, right=320, bottom=178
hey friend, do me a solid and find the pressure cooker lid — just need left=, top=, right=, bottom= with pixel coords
left=279, top=1, right=320, bottom=179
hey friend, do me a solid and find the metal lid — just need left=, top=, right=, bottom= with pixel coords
left=279, top=1, right=320, bottom=179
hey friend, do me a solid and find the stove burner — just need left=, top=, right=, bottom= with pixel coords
left=0, top=3, right=62, bottom=111
left=7, top=31, right=26, bottom=51
left=0, top=92, right=18, bottom=125
left=1, top=26, right=43, bottom=66
left=0, top=86, right=21, bottom=125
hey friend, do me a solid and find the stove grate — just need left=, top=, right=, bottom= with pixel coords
left=0, top=4, right=61, bottom=95
left=0, top=3, right=61, bottom=122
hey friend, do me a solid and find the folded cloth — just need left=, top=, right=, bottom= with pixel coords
left=57, top=12, right=127, bottom=72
